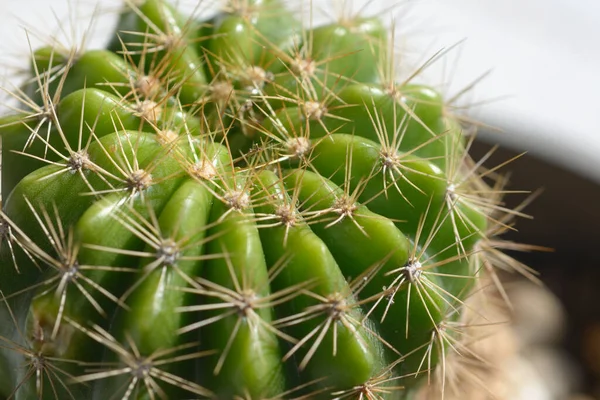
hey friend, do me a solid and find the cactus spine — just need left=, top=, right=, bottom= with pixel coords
left=0, top=0, right=535, bottom=399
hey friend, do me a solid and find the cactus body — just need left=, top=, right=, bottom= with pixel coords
left=0, top=1, right=531, bottom=399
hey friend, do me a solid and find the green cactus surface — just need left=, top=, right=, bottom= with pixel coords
left=0, top=1, right=534, bottom=399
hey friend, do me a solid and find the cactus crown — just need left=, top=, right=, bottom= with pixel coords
left=0, top=1, right=537, bottom=399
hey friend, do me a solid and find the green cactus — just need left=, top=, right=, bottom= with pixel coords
left=0, top=0, right=534, bottom=399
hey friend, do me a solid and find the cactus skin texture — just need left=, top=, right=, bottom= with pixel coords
left=0, top=1, right=533, bottom=399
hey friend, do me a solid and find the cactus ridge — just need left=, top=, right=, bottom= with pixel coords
left=0, top=1, right=538, bottom=399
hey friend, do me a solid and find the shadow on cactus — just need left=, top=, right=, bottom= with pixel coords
left=0, top=0, right=540, bottom=399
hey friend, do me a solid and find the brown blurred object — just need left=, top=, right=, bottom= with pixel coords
left=416, top=278, right=580, bottom=400
left=583, top=324, right=600, bottom=377
left=569, top=396, right=596, bottom=400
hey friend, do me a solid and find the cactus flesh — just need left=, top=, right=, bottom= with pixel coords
left=0, top=1, right=534, bottom=399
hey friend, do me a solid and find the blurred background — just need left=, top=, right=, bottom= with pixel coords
left=1, top=0, right=599, bottom=398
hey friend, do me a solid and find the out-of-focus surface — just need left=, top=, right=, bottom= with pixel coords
left=415, top=278, right=584, bottom=400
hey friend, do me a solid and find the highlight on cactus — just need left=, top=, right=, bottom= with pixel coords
left=0, top=0, right=539, bottom=399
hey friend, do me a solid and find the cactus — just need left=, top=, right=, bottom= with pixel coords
left=0, top=0, right=536, bottom=399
